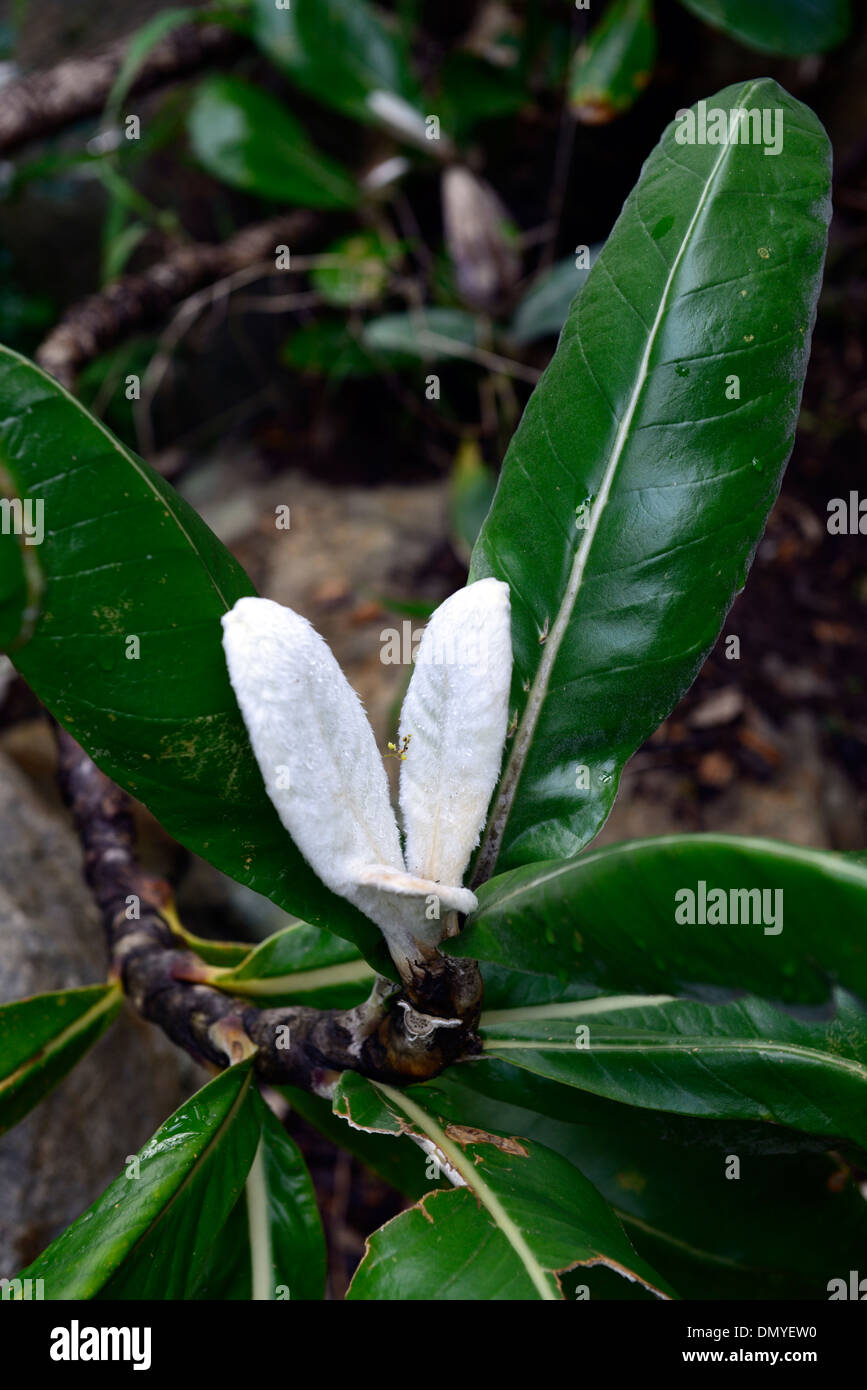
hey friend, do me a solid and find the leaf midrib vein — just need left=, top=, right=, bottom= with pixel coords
left=483, top=1035, right=867, bottom=1085
left=373, top=1080, right=558, bottom=1301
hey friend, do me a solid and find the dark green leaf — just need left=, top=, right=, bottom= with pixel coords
left=569, top=0, right=657, bottom=124
left=478, top=990, right=867, bottom=1149
left=188, top=76, right=358, bottom=209
left=21, top=1064, right=260, bottom=1299
left=210, top=918, right=374, bottom=1009
left=468, top=80, right=831, bottom=874
left=0, top=985, right=121, bottom=1137
left=450, top=1055, right=845, bottom=1158
left=336, top=1073, right=675, bottom=1300
left=0, top=345, right=388, bottom=970
left=451, top=834, right=867, bottom=1007
left=679, top=0, right=850, bottom=56
left=0, top=503, right=38, bottom=651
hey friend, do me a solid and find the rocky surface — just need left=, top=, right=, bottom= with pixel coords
left=0, top=751, right=199, bottom=1275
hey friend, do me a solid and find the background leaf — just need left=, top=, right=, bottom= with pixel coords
left=509, top=251, right=598, bottom=345
left=282, top=322, right=378, bottom=379
left=469, top=79, right=831, bottom=874
left=251, top=0, right=422, bottom=126
left=21, top=1064, right=260, bottom=1299
left=188, top=76, right=359, bottom=209
left=362, top=308, right=482, bottom=363
left=437, top=52, right=529, bottom=141
left=679, top=0, right=851, bottom=56
left=311, top=232, right=394, bottom=307
left=569, top=0, right=657, bottom=124
left=0, top=985, right=120, bottom=1137
left=0, top=346, right=390, bottom=970
left=449, top=437, right=497, bottom=563
left=451, top=834, right=867, bottom=1007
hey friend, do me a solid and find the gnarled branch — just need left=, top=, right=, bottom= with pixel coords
left=0, top=21, right=243, bottom=158
left=37, top=213, right=316, bottom=390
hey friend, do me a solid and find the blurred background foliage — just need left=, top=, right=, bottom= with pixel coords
left=0, top=0, right=865, bottom=854
left=0, top=0, right=858, bottom=488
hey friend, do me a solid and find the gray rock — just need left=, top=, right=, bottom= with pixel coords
left=0, top=750, right=199, bottom=1275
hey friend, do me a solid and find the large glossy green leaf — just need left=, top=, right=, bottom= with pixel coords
left=251, top=0, right=422, bottom=127
left=0, top=345, right=388, bottom=970
left=20, top=1064, right=260, bottom=1299
left=468, top=80, right=831, bottom=875
left=193, top=1098, right=326, bottom=1300
left=477, top=991, right=867, bottom=1149
left=335, top=1073, right=675, bottom=1300
left=188, top=76, right=359, bottom=209
left=679, top=0, right=850, bottom=56
left=451, top=834, right=867, bottom=1007
left=435, top=1069, right=867, bottom=1300
left=210, top=918, right=374, bottom=1009
left=0, top=985, right=121, bottom=1137
left=450, top=1055, right=844, bottom=1159
left=569, top=0, right=656, bottom=124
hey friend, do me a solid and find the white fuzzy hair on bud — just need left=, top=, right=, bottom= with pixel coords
left=221, top=581, right=512, bottom=981
left=398, top=578, right=512, bottom=888
left=221, top=596, right=403, bottom=892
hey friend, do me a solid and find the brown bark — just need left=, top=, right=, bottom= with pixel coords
left=36, top=213, right=317, bottom=389
left=0, top=22, right=244, bottom=158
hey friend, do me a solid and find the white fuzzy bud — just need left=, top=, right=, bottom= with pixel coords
left=399, top=578, right=512, bottom=890
left=221, top=596, right=478, bottom=979
left=222, top=597, right=403, bottom=898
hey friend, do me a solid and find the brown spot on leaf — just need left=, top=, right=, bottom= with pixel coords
left=445, top=1124, right=528, bottom=1157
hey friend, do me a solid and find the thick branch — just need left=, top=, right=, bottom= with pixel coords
left=37, top=213, right=316, bottom=389
left=0, top=22, right=244, bottom=158
left=54, top=729, right=483, bottom=1093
